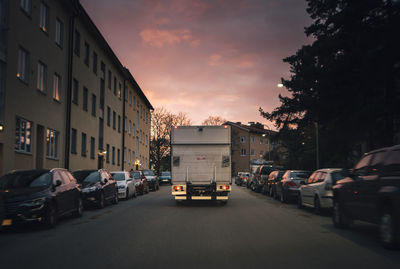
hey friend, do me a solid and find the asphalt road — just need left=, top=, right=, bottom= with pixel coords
left=1, top=185, right=399, bottom=269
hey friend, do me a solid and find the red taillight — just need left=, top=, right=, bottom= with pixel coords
left=220, top=185, right=230, bottom=190
left=287, top=181, right=297, bottom=187
left=174, top=186, right=182, bottom=191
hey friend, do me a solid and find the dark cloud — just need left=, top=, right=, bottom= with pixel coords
left=80, top=0, right=312, bottom=126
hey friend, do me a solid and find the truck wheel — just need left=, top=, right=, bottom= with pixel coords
left=379, top=207, right=399, bottom=249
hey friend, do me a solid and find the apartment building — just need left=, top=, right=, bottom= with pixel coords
left=224, top=121, right=274, bottom=175
left=0, top=0, right=152, bottom=175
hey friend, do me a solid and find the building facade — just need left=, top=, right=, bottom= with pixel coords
left=224, top=121, right=274, bottom=175
left=0, top=0, right=152, bottom=176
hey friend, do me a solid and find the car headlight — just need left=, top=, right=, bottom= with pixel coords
left=22, top=197, right=46, bottom=207
left=83, top=186, right=97, bottom=193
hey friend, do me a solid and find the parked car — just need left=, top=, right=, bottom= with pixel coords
left=275, top=170, right=311, bottom=203
left=332, top=145, right=400, bottom=249
left=159, top=171, right=171, bottom=185
left=266, top=170, right=285, bottom=197
left=111, top=171, right=137, bottom=199
left=130, top=170, right=149, bottom=195
left=235, top=172, right=250, bottom=186
left=141, top=169, right=159, bottom=191
left=0, top=169, right=83, bottom=228
left=251, top=165, right=281, bottom=193
left=298, top=168, right=345, bottom=214
left=72, top=169, right=118, bottom=208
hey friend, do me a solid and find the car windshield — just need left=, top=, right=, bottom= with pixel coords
left=111, top=173, right=126, bottom=181
left=291, top=171, right=310, bottom=179
left=131, top=172, right=141, bottom=179
left=161, top=172, right=170, bottom=176
left=73, top=171, right=99, bottom=184
left=0, top=170, right=51, bottom=189
left=142, top=170, right=154, bottom=176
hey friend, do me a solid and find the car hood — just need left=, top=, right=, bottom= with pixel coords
left=2, top=187, right=49, bottom=203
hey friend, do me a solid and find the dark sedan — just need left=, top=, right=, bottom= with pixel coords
left=72, top=169, right=118, bottom=208
left=0, top=169, right=83, bottom=229
left=275, top=170, right=311, bottom=203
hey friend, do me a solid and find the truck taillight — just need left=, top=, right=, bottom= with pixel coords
left=287, top=181, right=297, bottom=187
left=174, top=186, right=182, bottom=191
left=220, top=185, right=230, bottom=190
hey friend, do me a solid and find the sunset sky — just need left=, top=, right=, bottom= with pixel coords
left=80, top=0, right=312, bottom=127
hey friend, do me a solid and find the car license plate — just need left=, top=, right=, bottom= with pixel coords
left=2, top=219, right=12, bottom=226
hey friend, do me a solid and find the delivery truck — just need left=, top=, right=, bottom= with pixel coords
left=171, top=125, right=232, bottom=203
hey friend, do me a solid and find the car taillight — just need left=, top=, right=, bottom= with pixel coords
left=220, top=185, right=230, bottom=190
left=287, top=181, right=297, bottom=187
left=174, top=186, right=182, bottom=191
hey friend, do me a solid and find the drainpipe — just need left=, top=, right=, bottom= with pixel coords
left=121, top=79, right=126, bottom=170
left=64, top=14, right=75, bottom=170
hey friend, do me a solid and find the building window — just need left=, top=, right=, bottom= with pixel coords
left=108, top=70, right=111, bottom=89
left=124, top=147, right=126, bottom=162
left=118, top=115, right=121, bottom=133
left=112, top=111, right=116, bottom=130
left=92, top=51, right=97, bottom=74
left=260, top=137, right=264, bottom=144
left=250, top=149, right=255, bottom=156
left=129, top=91, right=132, bottom=106
left=83, top=42, right=90, bottom=66
left=260, top=150, right=264, bottom=157
left=240, top=136, right=246, bottom=143
left=71, top=128, right=77, bottom=154
left=112, top=147, right=115, bottom=165
left=250, top=136, right=255, bottom=143
left=55, top=19, right=63, bottom=47
left=81, top=133, right=87, bottom=157
left=39, top=2, right=48, bottom=33
left=124, top=117, right=127, bottom=132
left=15, top=117, right=32, bottom=153
left=113, top=77, right=117, bottom=95
left=53, top=73, right=61, bottom=101
left=128, top=120, right=131, bottom=135
left=241, top=149, right=246, bottom=156
left=74, top=29, right=80, bottom=56
left=83, top=87, right=88, bottom=111
left=107, top=106, right=110, bottom=126
left=17, top=47, right=29, bottom=83
left=100, top=62, right=105, bottom=80
left=46, top=129, right=58, bottom=159
left=72, top=78, right=79, bottom=104
left=90, top=137, right=95, bottom=159
left=118, top=83, right=122, bottom=99
left=117, top=149, right=120, bottom=166
left=20, top=0, right=31, bottom=15
left=133, top=96, right=136, bottom=107
left=106, top=144, right=110, bottom=163
left=128, top=149, right=131, bottom=164
left=91, top=94, right=96, bottom=116
left=36, top=61, right=47, bottom=93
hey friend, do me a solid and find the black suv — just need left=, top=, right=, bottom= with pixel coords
left=0, top=169, right=83, bottom=228
left=332, top=145, right=400, bottom=249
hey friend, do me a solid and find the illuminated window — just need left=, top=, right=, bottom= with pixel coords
left=53, top=73, right=61, bottom=101
left=46, top=129, right=59, bottom=159
left=55, top=19, right=63, bottom=47
left=15, top=117, right=32, bottom=153
left=36, top=61, right=47, bottom=92
left=118, top=82, right=122, bottom=99
left=39, top=2, right=48, bottom=33
left=17, top=47, right=29, bottom=82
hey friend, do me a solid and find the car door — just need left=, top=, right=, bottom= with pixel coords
left=302, top=172, right=318, bottom=205
left=60, top=171, right=75, bottom=212
left=126, top=172, right=135, bottom=195
left=100, top=171, right=112, bottom=200
left=356, top=151, right=386, bottom=223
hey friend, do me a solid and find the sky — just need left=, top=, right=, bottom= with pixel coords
left=80, top=0, right=312, bottom=127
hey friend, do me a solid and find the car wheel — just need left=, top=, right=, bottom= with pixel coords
left=297, top=193, right=303, bottom=209
left=98, top=192, right=105, bottom=209
left=314, top=196, right=321, bottom=215
left=44, top=203, right=57, bottom=229
left=379, top=207, right=398, bottom=249
left=332, top=200, right=350, bottom=229
left=112, top=190, right=119, bottom=204
left=73, top=197, right=83, bottom=218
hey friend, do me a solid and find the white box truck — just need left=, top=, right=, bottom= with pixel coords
left=171, top=125, right=232, bottom=203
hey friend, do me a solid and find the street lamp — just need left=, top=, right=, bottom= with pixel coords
left=135, top=159, right=141, bottom=170
left=0, top=123, right=4, bottom=132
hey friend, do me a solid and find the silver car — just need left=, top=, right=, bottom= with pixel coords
left=111, top=171, right=137, bottom=199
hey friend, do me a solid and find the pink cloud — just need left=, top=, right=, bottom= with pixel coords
left=140, top=28, right=197, bottom=48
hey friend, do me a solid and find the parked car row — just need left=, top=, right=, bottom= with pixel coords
left=241, top=144, right=400, bottom=249
left=0, top=168, right=159, bottom=229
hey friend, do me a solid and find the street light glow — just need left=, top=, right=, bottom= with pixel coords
left=277, top=83, right=284, bottom=88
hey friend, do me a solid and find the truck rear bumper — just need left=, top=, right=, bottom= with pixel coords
left=174, top=196, right=228, bottom=201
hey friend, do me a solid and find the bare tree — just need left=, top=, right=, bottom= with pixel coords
left=150, top=107, right=192, bottom=175
left=202, top=115, right=227, bottom=126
